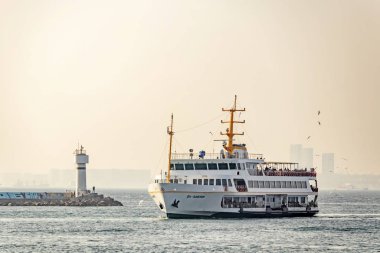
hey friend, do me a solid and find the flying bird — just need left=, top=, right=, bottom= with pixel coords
left=307, top=136, right=311, bottom=140
left=318, top=121, right=321, bottom=126
left=318, top=110, right=321, bottom=116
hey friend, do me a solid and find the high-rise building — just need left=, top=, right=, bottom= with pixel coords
left=290, top=144, right=302, bottom=164
left=301, top=148, right=314, bottom=169
left=290, top=144, right=313, bottom=168
left=322, top=153, right=334, bottom=174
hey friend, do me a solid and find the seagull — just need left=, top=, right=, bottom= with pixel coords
left=318, top=110, right=321, bottom=116
left=209, top=132, right=213, bottom=135
left=307, top=136, right=311, bottom=140
left=138, top=200, right=144, bottom=206
left=318, top=121, right=321, bottom=126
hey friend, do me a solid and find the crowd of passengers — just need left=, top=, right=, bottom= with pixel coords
left=222, top=199, right=265, bottom=208
left=263, top=167, right=316, bottom=176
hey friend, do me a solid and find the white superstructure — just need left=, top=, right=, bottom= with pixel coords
left=148, top=96, right=319, bottom=218
left=75, top=145, right=89, bottom=197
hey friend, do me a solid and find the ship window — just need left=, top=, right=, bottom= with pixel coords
left=286, top=181, right=291, bottom=188
left=228, top=179, right=232, bottom=187
left=229, top=163, right=237, bottom=170
left=296, top=181, right=302, bottom=188
left=241, top=163, right=246, bottom=170
left=193, top=179, right=197, bottom=184
left=170, top=179, right=174, bottom=183
left=216, top=179, right=221, bottom=185
left=237, top=163, right=241, bottom=170
left=258, top=181, right=264, bottom=188
left=185, top=164, right=194, bottom=170
left=209, top=179, right=215, bottom=185
left=184, top=180, right=187, bottom=184
left=204, top=179, right=209, bottom=185
left=208, top=163, right=217, bottom=170
left=222, top=179, right=227, bottom=186
left=175, top=164, right=184, bottom=170
left=275, top=181, right=281, bottom=188
left=270, top=181, right=275, bottom=188
left=264, top=181, right=270, bottom=188
left=197, top=179, right=202, bottom=185
left=253, top=181, right=259, bottom=188
left=291, top=182, right=297, bottom=188
left=170, top=164, right=174, bottom=170
left=218, top=163, right=228, bottom=170
left=281, top=181, right=286, bottom=188
left=300, top=197, right=306, bottom=203
left=302, top=181, right=307, bottom=188
left=174, top=179, right=179, bottom=184
left=195, top=163, right=207, bottom=170
left=248, top=180, right=253, bottom=188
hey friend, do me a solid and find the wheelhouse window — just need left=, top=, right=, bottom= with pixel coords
left=208, top=163, right=218, bottom=170
left=216, top=179, right=221, bottom=185
left=204, top=179, right=209, bottom=185
left=218, top=163, right=228, bottom=170
left=197, top=179, right=202, bottom=185
left=229, top=163, right=237, bottom=170
left=195, top=163, right=207, bottom=170
left=209, top=179, right=215, bottom=185
left=185, top=164, right=194, bottom=170
left=175, top=164, right=184, bottom=170
left=237, top=163, right=241, bottom=170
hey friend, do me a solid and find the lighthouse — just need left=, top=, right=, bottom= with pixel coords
left=75, top=145, right=89, bottom=197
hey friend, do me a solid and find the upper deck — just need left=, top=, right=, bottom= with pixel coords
left=169, top=153, right=317, bottom=178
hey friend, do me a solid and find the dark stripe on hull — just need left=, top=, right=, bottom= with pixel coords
left=167, top=211, right=318, bottom=219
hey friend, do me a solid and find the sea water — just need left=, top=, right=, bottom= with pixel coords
left=0, top=190, right=379, bottom=252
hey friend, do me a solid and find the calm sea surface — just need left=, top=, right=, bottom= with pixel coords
left=0, top=190, right=379, bottom=253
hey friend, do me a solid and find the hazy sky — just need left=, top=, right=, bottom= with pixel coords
left=0, top=0, right=379, bottom=176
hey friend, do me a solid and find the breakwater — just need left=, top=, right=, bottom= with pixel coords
left=0, top=192, right=123, bottom=206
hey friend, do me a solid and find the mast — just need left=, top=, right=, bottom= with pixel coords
left=220, top=95, right=245, bottom=156
left=166, top=114, right=174, bottom=183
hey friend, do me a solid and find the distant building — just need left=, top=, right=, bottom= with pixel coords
left=322, top=153, right=334, bottom=174
left=301, top=148, right=314, bottom=169
left=290, top=144, right=302, bottom=164
left=290, top=144, right=313, bottom=168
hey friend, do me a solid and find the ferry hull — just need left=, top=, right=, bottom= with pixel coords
left=167, top=211, right=318, bottom=219
left=148, top=183, right=319, bottom=219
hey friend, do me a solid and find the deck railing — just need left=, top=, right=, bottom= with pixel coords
left=264, top=171, right=317, bottom=177
left=171, top=152, right=264, bottom=160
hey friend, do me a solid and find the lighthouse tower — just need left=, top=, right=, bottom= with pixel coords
left=75, top=145, right=89, bottom=197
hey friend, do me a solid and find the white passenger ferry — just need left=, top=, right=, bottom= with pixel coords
left=148, top=96, right=319, bottom=218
